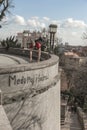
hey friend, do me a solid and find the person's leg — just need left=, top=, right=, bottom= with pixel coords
left=37, top=48, right=41, bottom=62
left=30, top=49, right=32, bottom=62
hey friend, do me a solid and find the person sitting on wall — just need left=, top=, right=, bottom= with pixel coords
left=35, top=40, right=41, bottom=62
left=29, top=39, right=35, bottom=62
left=38, top=37, right=47, bottom=51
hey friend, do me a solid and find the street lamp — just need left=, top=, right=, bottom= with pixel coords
left=49, top=24, right=57, bottom=51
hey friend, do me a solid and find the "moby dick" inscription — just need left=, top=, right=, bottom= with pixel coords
left=9, top=74, right=48, bottom=86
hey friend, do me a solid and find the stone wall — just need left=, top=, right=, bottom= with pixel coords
left=0, top=47, right=50, bottom=61
left=0, top=52, right=60, bottom=130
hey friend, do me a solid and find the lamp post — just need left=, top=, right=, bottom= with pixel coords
left=49, top=24, right=57, bottom=52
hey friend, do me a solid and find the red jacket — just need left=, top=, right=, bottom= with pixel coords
left=35, top=42, right=41, bottom=49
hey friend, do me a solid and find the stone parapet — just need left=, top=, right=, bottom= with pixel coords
left=0, top=47, right=50, bottom=61
left=0, top=50, right=60, bottom=130
left=0, top=54, right=59, bottom=104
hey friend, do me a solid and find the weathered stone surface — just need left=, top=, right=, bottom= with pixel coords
left=0, top=51, right=60, bottom=130
left=0, top=105, right=12, bottom=130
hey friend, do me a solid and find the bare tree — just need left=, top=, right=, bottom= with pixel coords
left=0, top=0, right=14, bottom=27
left=63, top=64, right=87, bottom=109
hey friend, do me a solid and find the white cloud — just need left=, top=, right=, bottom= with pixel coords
left=43, top=17, right=50, bottom=21
left=71, top=32, right=77, bottom=36
left=13, top=15, right=26, bottom=25
left=40, top=23, right=46, bottom=28
left=27, top=19, right=39, bottom=27
left=31, top=16, right=39, bottom=20
left=61, top=18, right=87, bottom=29
left=27, top=18, right=46, bottom=29
left=58, top=28, right=84, bottom=45
left=1, top=15, right=87, bottom=45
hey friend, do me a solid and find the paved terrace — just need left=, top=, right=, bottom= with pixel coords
left=0, top=48, right=51, bottom=66
left=0, top=54, right=30, bottom=66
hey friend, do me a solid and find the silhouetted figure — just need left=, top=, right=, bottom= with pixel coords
left=35, top=40, right=41, bottom=62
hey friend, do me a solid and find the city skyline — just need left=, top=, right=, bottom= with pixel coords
left=0, top=0, right=87, bottom=46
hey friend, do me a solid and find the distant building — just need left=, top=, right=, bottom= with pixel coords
left=16, top=30, right=42, bottom=48
left=58, top=43, right=65, bottom=54
left=65, top=42, right=69, bottom=46
left=16, top=33, right=23, bottom=47
left=64, top=52, right=80, bottom=69
left=82, top=46, right=87, bottom=56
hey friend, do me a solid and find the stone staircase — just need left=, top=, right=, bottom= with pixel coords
left=61, top=107, right=82, bottom=130
left=70, top=112, right=82, bottom=130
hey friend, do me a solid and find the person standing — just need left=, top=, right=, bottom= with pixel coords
left=35, top=40, right=41, bottom=62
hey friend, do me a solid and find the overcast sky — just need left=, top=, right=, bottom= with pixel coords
left=0, top=0, right=87, bottom=46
